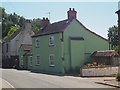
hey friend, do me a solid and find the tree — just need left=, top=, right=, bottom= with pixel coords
left=32, top=18, right=42, bottom=33
left=108, top=25, right=118, bottom=50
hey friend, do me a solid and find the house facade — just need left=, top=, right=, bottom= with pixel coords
left=31, top=8, right=109, bottom=74
left=19, top=44, right=32, bottom=70
left=2, top=20, right=34, bottom=67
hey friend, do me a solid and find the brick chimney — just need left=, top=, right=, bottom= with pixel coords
left=42, top=17, right=49, bottom=26
left=67, top=8, right=77, bottom=20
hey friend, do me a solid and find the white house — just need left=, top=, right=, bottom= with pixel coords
left=2, top=20, right=34, bottom=61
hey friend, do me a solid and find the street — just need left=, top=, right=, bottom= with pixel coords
left=1, top=69, right=115, bottom=88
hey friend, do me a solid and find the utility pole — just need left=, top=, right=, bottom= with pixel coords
left=116, top=2, right=120, bottom=75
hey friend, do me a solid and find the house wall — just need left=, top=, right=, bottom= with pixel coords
left=19, top=46, right=24, bottom=69
left=32, top=33, right=64, bottom=73
left=63, top=19, right=109, bottom=72
left=27, top=56, right=33, bottom=70
left=3, top=22, right=34, bottom=59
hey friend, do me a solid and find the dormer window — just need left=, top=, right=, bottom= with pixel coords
left=49, top=36, right=55, bottom=46
left=35, top=38, right=39, bottom=48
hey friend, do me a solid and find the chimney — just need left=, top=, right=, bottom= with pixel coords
left=67, top=8, right=77, bottom=20
left=24, top=19, right=32, bottom=30
left=42, top=17, right=49, bottom=26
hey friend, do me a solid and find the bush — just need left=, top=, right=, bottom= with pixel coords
left=116, top=73, right=120, bottom=81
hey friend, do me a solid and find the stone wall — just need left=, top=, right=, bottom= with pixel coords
left=81, top=66, right=119, bottom=77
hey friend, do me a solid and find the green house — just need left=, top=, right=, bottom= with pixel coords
left=19, top=44, right=32, bottom=70
left=31, top=8, right=109, bottom=74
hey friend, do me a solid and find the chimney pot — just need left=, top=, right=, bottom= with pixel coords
left=73, top=8, right=75, bottom=11
left=46, top=18, right=49, bottom=20
left=43, top=17, right=45, bottom=20
left=69, top=8, right=71, bottom=11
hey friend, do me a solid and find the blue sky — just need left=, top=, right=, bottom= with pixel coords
left=1, top=2, right=119, bottom=38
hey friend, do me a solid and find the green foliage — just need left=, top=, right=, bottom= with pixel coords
left=1, top=7, right=42, bottom=41
left=32, top=18, right=42, bottom=33
left=116, top=73, right=120, bottom=81
left=108, top=25, right=118, bottom=49
left=1, top=7, right=25, bottom=38
left=7, top=25, right=20, bottom=36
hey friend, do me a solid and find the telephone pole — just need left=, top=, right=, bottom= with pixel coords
left=116, top=2, right=120, bottom=75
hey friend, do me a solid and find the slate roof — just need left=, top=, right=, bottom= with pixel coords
left=92, top=50, right=119, bottom=57
left=3, top=28, right=23, bottom=43
left=33, top=19, right=71, bottom=37
left=32, top=18, right=108, bottom=42
left=20, top=44, right=32, bottom=51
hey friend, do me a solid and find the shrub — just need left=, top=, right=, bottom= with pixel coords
left=116, top=73, right=120, bottom=81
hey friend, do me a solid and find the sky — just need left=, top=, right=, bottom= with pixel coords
left=1, top=2, right=119, bottom=38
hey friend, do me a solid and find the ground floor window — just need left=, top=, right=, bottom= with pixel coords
left=49, top=54, right=55, bottom=67
left=29, top=56, right=32, bottom=66
left=36, top=55, right=40, bottom=65
left=21, top=56, right=23, bottom=66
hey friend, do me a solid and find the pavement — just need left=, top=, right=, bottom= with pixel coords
left=70, top=76, right=120, bottom=88
left=95, top=78, right=120, bottom=88
left=0, top=77, right=15, bottom=89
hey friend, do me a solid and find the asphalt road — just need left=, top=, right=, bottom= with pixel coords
left=2, top=69, right=115, bottom=88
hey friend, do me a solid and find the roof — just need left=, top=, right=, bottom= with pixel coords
left=32, top=18, right=108, bottom=42
left=24, top=50, right=32, bottom=56
left=3, top=28, right=22, bottom=43
left=92, top=50, right=119, bottom=57
left=32, top=19, right=72, bottom=37
left=115, top=9, right=120, bottom=13
left=20, top=44, right=32, bottom=51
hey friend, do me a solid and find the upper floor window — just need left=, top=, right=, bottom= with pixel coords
left=35, top=38, right=39, bottom=48
left=49, top=36, right=55, bottom=46
left=36, top=55, right=40, bottom=65
left=49, top=54, right=55, bottom=67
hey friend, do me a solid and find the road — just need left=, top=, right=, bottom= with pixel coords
left=1, top=69, right=115, bottom=88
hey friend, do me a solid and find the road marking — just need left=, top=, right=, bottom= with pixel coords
left=2, top=79, right=16, bottom=90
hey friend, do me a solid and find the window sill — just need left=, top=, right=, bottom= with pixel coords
left=35, top=47, right=39, bottom=48
left=36, top=64, right=40, bottom=66
left=49, top=44, right=56, bottom=47
left=49, top=65, right=55, bottom=67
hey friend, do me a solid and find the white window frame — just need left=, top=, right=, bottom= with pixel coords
left=36, top=55, right=40, bottom=65
left=49, top=54, right=55, bottom=67
left=35, top=38, right=39, bottom=48
left=49, top=36, right=55, bottom=46
left=29, top=56, right=32, bottom=66
left=21, top=56, right=23, bottom=66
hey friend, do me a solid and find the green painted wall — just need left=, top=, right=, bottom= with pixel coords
left=19, top=47, right=25, bottom=69
left=27, top=56, right=33, bottom=70
left=32, top=33, right=64, bottom=73
left=70, top=40, right=85, bottom=69
left=19, top=47, right=32, bottom=70
left=63, top=19, right=109, bottom=72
